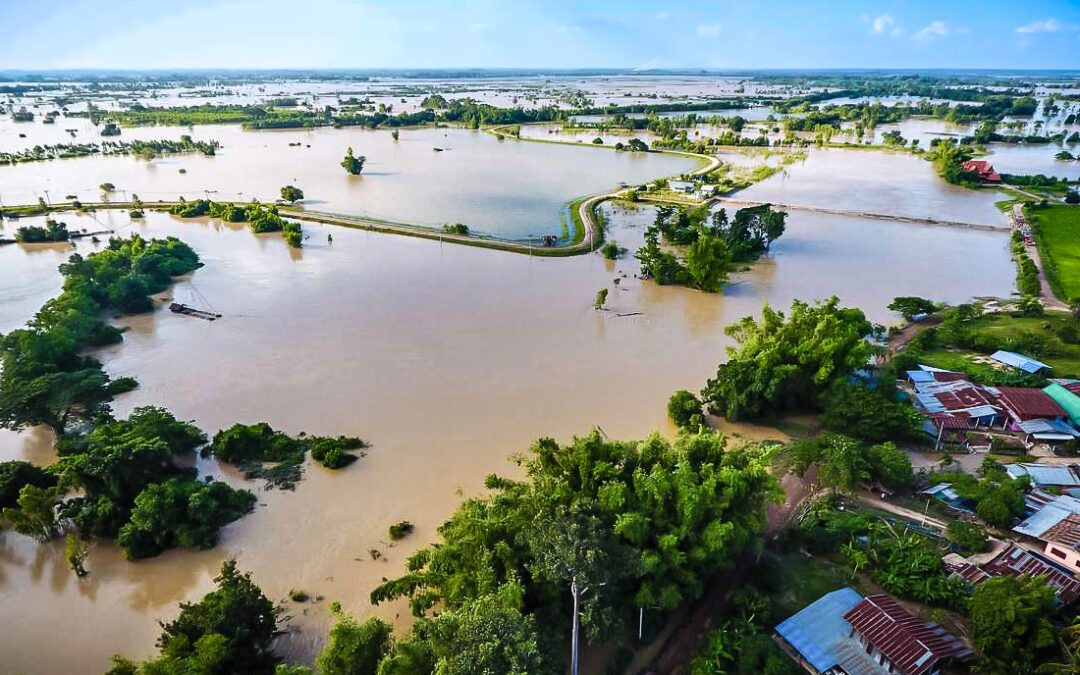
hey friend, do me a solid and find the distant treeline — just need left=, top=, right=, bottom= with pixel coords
left=0, top=135, right=220, bottom=165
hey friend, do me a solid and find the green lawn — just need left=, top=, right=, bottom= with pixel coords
left=918, top=310, right=1080, bottom=379
left=1031, top=204, right=1080, bottom=302
left=766, top=552, right=863, bottom=620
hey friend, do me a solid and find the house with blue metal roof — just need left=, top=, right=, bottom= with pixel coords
left=990, top=350, right=1051, bottom=374
left=775, top=588, right=864, bottom=674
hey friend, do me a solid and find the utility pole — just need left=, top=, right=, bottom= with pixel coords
left=570, top=578, right=581, bottom=675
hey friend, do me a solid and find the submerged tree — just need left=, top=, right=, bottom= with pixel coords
left=341, top=147, right=366, bottom=175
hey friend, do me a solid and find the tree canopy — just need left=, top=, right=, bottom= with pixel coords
left=369, top=429, right=780, bottom=670
left=702, top=297, right=878, bottom=421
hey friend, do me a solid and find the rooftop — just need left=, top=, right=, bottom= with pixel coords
left=844, top=594, right=973, bottom=675
left=993, top=387, right=1067, bottom=420
left=990, top=350, right=1051, bottom=374
left=775, top=587, right=864, bottom=673
left=1005, top=463, right=1080, bottom=487
left=1014, top=495, right=1080, bottom=539
left=947, top=544, right=1080, bottom=605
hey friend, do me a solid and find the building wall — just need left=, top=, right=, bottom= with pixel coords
left=1045, top=542, right=1080, bottom=572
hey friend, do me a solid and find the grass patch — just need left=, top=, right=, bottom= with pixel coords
left=765, top=552, right=863, bottom=620
left=919, top=310, right=1080, bottom=379
left=1030, top=204, right=1080, bottom=302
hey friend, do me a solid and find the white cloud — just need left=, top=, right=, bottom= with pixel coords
left=654, top=11, right=670, bottom=20
left=696, top=23, right=722, bottom=38
left=891, top=27, right=904, bottom=37
left=871, top=15, right=894, bottom=35
left=468, top=22, right=491, bottom=32
left=1017, top=18, right=1062, bottom=33
left=915, top=20, right=950, bottom=40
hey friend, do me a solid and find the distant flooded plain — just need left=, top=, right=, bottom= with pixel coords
left=0, top=187, right=1016, bottom=672
left=0, top=123, right=697, bottom=239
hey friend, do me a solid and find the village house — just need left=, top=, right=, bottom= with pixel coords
left=1014, top=489, right=1080, bottom=572
left=775, top=589, right=972, bottom=675
left=945, top=544, right=1080, bottom=605
left=961, top=160, right=1002, bottom=183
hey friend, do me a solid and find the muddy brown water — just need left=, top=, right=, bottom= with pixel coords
left=0, top=192, right=1016, bottom=673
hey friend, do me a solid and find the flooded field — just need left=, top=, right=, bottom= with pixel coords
left=0, top=124, right=696, bottom=239
left=0, top=197, right=1016, bottom=673
left=734, top=148, right=1007, bottom=225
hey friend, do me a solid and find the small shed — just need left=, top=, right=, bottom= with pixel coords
left=667, top=180, right=694, bottom=193
left=990, top=350, right=1051, bottom=374
left=921, top=483, right=966, bottom=508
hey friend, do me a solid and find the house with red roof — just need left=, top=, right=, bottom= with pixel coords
left=843, top=594, right=974, bottom=675
left=961, top=160, right=1002, bottom=183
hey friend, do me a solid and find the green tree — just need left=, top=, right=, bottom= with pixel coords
left=156, top=560, right=279, bottom=674
left=2, top=484, right=62, bottom=542
left=887, top=296, right=938, bottom=321
left=685, top=233, right=731, bottom=293
left=66, top=533, right=90, bottom=576
left=820, top=382, right=922, bottom=443
left=342, top=147, right=366, bottom=175
left=0, top=460, right=57, bottom=508
left=594, top=288, right=608, bottom=310
left=667, top=390, right=703, bottom=430
left=116, top=478, right=256, bottom=560
left=419, top=591, right=545, bottom=675
left=316, top=609, right=393, bottom=675
left=702, top=298, right=877, bottom=420
left=971, top=576, right=1057, bottom=674
left=280, top=185, right=304, bottom=202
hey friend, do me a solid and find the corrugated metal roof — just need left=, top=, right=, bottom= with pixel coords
left=775, top=587, right=864, bottom=673
left=921, top=483, right=961, bottom=501
left=991, top=350, right=1051, bottom=373
left=995, top=388, right=1067, bottom=420
left=949, top=545, right=1080, bottom=605
left=908, top=370, right=935, bottom=383
left=843, top=594, right=973, bottom=675
left=1044, top=514, right=1080, bottom=548
left=1015, top=502, right=1080, bottom=539
left=1019, top=418, right=1080, bottom=439
left=1005, top=463, right=1080, bottom=487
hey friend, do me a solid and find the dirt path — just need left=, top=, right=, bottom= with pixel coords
left=1009, top=203, right=1067, bottom=309
left=857, top=492, right=948, bottom=532
left=887, top=316, right=942, bottom=353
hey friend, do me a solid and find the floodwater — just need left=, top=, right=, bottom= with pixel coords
left=0, top=123, right=696, bottom=239
left=0, top=193, right=1016, bottom=673
left=734, top=148, right=1007, bottom=225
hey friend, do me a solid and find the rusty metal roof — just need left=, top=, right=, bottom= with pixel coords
left=843, top=594, right=973, bottom=675
left=994, top=387, right=1067, bottom=420
left=1043, top=514, right=1080, bottom=548
left=985, top=545, right=1080, bottom=605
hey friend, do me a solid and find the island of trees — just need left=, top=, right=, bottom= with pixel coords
left=635, top=204, right=787, bottom=292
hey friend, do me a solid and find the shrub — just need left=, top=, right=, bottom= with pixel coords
left=389, top=520, right=414, bottom=540
left=668, top=390, right=703, bottom=430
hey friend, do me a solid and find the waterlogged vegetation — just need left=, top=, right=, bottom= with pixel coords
left=635, top=204, right=787, bottom=292
left=0, top=231, right=365, bottom=563
left=3, top=69, right=1080, bottom=674
left=0, top=135, right=219, bottom=165
left=169, top=199, right=305, bottom=248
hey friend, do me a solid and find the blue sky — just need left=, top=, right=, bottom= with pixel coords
left=1, top=0, right=1078, bottom=71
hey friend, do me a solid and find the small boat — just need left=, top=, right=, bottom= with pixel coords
left=169, top=303, right=221, bottom=321
left=432, top=147, right=444, bottom=152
